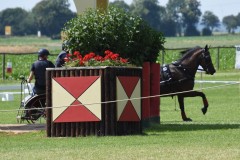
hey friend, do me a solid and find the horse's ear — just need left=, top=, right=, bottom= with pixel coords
left=205, top=45, right=208, bottom=51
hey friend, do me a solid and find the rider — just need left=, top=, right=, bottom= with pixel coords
left=55, top=40, right=69, bottom=67
left=27, top=48, right=55, bottom=95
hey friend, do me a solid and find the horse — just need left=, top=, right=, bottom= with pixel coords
left=160, top=45, right=216, bottom=121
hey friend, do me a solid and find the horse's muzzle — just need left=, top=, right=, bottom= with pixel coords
left=206, top=68, right=216, bottom=75
left=209, top=69, right=216, bottom=75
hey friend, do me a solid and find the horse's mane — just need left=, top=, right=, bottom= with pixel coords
left=173, top=46, right=202, bottom=65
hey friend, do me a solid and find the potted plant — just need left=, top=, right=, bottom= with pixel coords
left=46, top=7, right=165, bottom=137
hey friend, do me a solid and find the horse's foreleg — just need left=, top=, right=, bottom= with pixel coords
left=178, top=95, right=192, bottom=121
left=201, top=93, right=208, bottom=115
left=180, top=91, right=209, bottom=115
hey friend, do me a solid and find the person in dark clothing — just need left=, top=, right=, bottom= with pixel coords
left=55, top=41, right=69, bottom=67
left=27, top=48, right=55, bottom=95
left=55, top=50, right=67, bottom=67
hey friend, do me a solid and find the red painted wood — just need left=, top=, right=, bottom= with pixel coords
left=54, top=100, right=100, bottom=122
left=150, top=63, right=160, bottom=118
left=117, top=76, right=139, bottom=98
left=142, top=62, right=150, bottom=119
left=119, top=101, right=140, bottom=122
left=53, top=76, right=99, bottom=98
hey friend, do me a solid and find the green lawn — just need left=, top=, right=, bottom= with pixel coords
left=164, top=34, right=240, bottom=48
left=0, top=35, right=239, bottom=80
left=0, top=70, right=239, bottom=160
left=0, top=36, right=240, bottom=159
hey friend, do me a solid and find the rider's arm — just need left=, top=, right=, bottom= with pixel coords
left=27, top=71, right=34, bottom=83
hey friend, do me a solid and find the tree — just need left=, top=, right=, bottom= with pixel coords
left=180, top=0, right=201, bottom=36
left=131, top=0, right=161, bottom=32
left=236, top=13, right=240, bottom=26
left=202, top=27, right=212, bottom=36
left=32, top=0, right=76, bottom=37
left=0, top=8, right=36, bottom=35
left=201, top=11, right=220, bottom=32
left=222, top=15, right=238, bottom=34
left=166, top=0, right=185, bottom=36
left=166, top=0, right=201, bottom=36
left=109, top=0, right=130, bottom=12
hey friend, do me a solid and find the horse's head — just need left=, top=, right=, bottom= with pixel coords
left=199, top=45, right=216, bottom=75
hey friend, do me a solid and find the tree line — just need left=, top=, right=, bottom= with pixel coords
left=0, top=0, right=239, bottom=38
left=111, top=0, right=240, bottom=36
left=0, top=0, right=76, bottom=38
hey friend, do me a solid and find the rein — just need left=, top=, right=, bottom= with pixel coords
left=172, top=48, right=206, bottom=80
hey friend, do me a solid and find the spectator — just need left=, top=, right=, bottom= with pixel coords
left=27, top=48, right=55, bottom=95
left=55, top=41, right=69, bottom=67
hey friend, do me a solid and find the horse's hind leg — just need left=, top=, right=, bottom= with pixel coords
left=178, top=95, right=192, bottom=121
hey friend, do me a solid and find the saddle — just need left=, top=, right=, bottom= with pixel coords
left=160, top=64, right=173, bottom=85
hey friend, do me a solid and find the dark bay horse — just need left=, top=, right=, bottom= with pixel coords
left=160, top=45, right=216, bottom=121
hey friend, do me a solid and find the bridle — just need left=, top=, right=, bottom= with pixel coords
left=199, top=49, right=213, bottom=73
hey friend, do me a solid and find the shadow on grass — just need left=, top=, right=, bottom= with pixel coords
left=144, top=122, right=240, bottom=133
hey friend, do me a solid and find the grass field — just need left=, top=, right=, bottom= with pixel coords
left=0, top=70, right=239, bottom=160
left=164, top=34, right=240, bottom=48
left=0, top=35, right=239, bottom=80
left=0, top=36, right=240, bottom=159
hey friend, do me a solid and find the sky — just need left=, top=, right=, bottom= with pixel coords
left=0, top=0, right=239, bottom=20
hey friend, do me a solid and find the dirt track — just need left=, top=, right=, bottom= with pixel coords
left=0, top=46, right=37, bottom=54
left=0, top=124, right=45, bottom=134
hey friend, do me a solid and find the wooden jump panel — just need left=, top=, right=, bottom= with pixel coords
left=46, top=67, right=142, bottom=137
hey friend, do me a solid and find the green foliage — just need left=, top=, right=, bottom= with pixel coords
left=180, top=0, right=201, bottom=25
left=201, top=11, right=220, bottom=31
left=166, top=0, right=202, bottom=36
left=222, top=15, right=238, bottom=34
left=131, top=0, right=161, bottom=30
left=0, top=8, right=36, bottom=36
left=184, top=25, right=200, bottom=36
left=237, top=13, right=240, bottom=26
left=32, top=0, right=76, bottom=37
left=63, top=7, right=165, bottom=66
left=202, top=27, right=212, bottom=36
left=109, top=0, right=130, bottom=12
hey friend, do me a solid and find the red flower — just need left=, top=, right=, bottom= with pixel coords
left=89, top=52, right=95, bottom=58
left=104, top=50, right=112, bottom=55
left=65, top=50, right=128, bottom=67
left=110, top=53, right=119, bottom=60
left=120, top=57, right=128, bottom=63
left=74, top=51, right=80, bottom=56
left=83, top=55, right=89, bottom=61
left=94, top=55, right=103, bottom=61
left=79, top=60, right=84, bottom=66
left=83, top=52, right=96, bottom=61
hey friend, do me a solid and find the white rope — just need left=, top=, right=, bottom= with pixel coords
left=0, top=81, right=239, bottom=113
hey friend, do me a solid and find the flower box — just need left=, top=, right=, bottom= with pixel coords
left=46, top=66, right=142, bottom=137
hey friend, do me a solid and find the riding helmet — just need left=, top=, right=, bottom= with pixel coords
left=38, top=48, right=50, bottom=56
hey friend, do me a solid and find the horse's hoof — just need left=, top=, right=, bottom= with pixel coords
left=201, top=107, right=208, bottom=115
left=183, top=118, right=192, bottom=122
